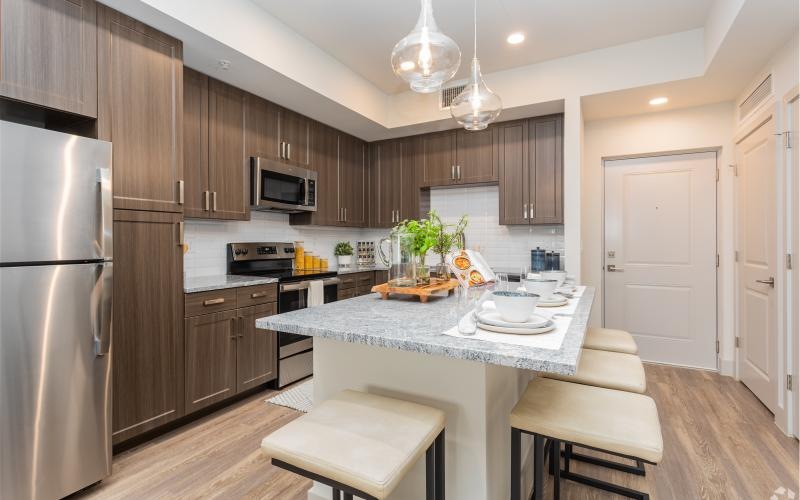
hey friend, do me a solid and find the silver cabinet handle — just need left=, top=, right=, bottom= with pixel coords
left=203, top=298, right=225, bottom=306
left=280, top=141, right=285, bottom=159
left=755, top=277, right=775, bottom=287
left=606, top=264, right=624, bottom=272
left=212, top=191, right=218, bottom=212
left=250, top=292, right=268, bottom=299
left=530, top=203, right=534, bottom=219
left=451, top=165, right=455, bottom=180
left=178, top=180, right=184, bottom=204
left=457, top=165, right=461, bottom=180
left=203, top=190, right=210, bottom=211
left=344, top=207, right=347, bottom=222
left=287, top=142, right=291, bottom=160
left=524, top=203, right=528, bottom=219
left=178, top=221, right=184, bottom=246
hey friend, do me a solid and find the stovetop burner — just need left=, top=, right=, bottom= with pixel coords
left=226, top=242, right=337, bottom=283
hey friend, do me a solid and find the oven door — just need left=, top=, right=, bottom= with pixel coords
left=252, top=157, right=317, bottom=212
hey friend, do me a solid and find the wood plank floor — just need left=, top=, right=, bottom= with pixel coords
left=76, top=365, right=798, bottom=499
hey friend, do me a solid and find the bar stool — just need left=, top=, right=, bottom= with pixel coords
left=261, top=390, right=445, bottom=500
left=583, top=327, right=639, bottom=354
left=510, top=378, right=662, bottom=500
left=543, top=349, right=646, bottom=394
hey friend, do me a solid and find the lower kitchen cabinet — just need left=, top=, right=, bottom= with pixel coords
left=338, top=271, right=378, bottom=299
left=184, top=310, right=238, bottom=413
left=112, top=210, right=184, bottom=444
left=183, top=289, right=278, bottom=414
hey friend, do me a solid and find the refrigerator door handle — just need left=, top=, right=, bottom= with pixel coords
left=96, top=167, right=112, bottom=260
left=91, top=262, right=113, bottom=357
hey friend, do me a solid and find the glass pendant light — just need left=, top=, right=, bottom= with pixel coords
left=450, top=0, right=502, bottom=130
left=391, top=0, right=461, bottom=94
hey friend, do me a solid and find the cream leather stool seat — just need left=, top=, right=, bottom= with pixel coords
left=510, top=378, right=662, bottom=500
left=583, top=327, right=639, bottom=354
left=543, top=349, right=646, bottom=394
left=261, top=390, right=445, bottom=500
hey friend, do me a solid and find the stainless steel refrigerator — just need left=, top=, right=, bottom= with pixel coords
left=0, top=121, right=113, bottom=499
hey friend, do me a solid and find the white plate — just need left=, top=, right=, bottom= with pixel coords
left=477, top=321, right=555, bottom=335
left=476, top=310, right=550, bottom=329
left=557, top=286, right=577, bottom=293
left=536, top=298, right=569, bottom=307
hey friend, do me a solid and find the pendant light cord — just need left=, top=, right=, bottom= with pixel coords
left=473, top=0, right=477, bottom=57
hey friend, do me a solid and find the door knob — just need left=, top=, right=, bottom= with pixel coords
left=755, top=277, right=775, bottom=287
left=606, top=264, right=624, bottom=272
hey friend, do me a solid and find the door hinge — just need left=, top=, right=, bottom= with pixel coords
left=735, top=337, right=740, bottom=348
left=787, top=253, right=793, bottom=270
left=716, top=254, right=720, bottom=267
left=734, top=250, right=739, bottom=262
left=729, top=164, right=738, bottom=176
left=715, top=340, right=720, bottom=353
left=788, top=374, right=793, bottom=391
left=785, top=131, right=792, bottom=149
left=715, top=168, right=719, bottom=182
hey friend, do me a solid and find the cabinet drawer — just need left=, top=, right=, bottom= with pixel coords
left=356, top=284, right=374, bottom=297
left=339, top=274, right=357, bottom=290
left=374, top=270, right=389, bottom=284
left=185, top=288, right=238, bottom=316
left=337, top=288, right=356, bottom=300
left=357, top=274, right=374, bottom=288
left=236, top=284, right=278, bottom=307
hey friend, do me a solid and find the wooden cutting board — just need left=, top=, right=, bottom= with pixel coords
left=371, top=278, right=459, bottom=303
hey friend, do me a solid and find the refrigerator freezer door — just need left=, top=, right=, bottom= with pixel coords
left=0, top=121, right=112, bottom=264
left=0, top=263, right=112, bottom=500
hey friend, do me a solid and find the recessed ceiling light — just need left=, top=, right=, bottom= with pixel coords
left=399, top=60, right=415, bottom=71
left=506, top=32, right=525, bottom=45
left=218, top=59, right=231, bottom=70
left=649, top=96, right=668, bottom=106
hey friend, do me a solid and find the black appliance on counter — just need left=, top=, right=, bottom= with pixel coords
left=228, top=242, right=339, bottom=387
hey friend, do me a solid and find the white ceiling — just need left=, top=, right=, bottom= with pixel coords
left=254, top=0, right=716, bottom=94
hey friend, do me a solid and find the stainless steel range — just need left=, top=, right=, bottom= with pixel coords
left=227, top=242, right=338, bottom=387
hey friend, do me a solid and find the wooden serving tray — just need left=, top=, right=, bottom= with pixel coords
left=371, top=278, right=459, bottom=303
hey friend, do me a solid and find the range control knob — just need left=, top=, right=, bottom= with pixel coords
left=242, top=249, right=249, bottom=255
left=234, top=248, right=242, bottom=256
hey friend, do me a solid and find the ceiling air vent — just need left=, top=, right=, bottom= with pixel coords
left=440, top=84, right=466, bottom=110
left=739, top=74, right=772, bottom=121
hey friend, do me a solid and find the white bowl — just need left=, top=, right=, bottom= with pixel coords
left=521, top=279, right=559, bottom=300
left=491, top=291, right=539, bottom=323
left=540, top=271, right=567, bottom=288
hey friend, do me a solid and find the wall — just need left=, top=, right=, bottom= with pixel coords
left=581, top=101, right=736, bottom=371
left=184, top=213, right=388, bottom=278
left=428, top=186, right=565, bottom=271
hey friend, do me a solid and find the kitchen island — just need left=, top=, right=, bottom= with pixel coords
left=257, top=287, right=594, bottom=500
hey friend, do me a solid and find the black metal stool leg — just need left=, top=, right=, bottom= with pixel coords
left=426, top=442, right=435, bottom=500
left=552, top=439, right=561, bottom=500
left=511, top=428, right=521, bottom=500
left=342, top=494, right=353, bottom=500
left=533, top=434, right=544, bottom=500
left=331, top=488, right=341, bottom=499
left=434, top=429, right=445, bottom=500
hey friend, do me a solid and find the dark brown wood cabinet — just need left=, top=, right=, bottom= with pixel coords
left=420, top=128, right=496, bottom=187
left=97, top=5, right=183, bottom=213
left=0, top=0, right=97, bottom=117
left=279, top=108, right=311, bottom=166
left=237, top=303, right=278, bottom=392
left=370, top=137, right=420, bottom=227
left=290, top=122, right=340, bottom=226
left=498, top=115, right=563, bottom=225
left=184, top=310, right=238, bottom=413
left=421, top=131, right=456, bottom=187
left=529, top=115, right=563, bottom=224
left=112, top=210, right=184, bottom=444
left=337, top=133, right=368, bottom=227
left=245, top=93, right=281, bottom=160
left=183, top=288, right=278, bottom=415
left=183, top=70, right=248, bottom=220
left=497, top=120, right=529, bottom=225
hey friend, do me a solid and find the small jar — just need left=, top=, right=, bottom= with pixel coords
left=304, top=252, right=314, bottom=269
left=295, top=241, right=305, bottom=270
left=320, top=258, right=329, bottom=270
left=312, top=255, right=321, bottom=269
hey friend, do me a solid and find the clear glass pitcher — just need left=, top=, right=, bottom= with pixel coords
left=378, top=229, right=417, bottom=287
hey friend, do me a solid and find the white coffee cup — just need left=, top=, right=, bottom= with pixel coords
left=521, top=279, right=558, bottom=300
left=491, top=291, right=539, bottom=323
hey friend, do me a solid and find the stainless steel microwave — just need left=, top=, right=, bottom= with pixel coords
left=251, top=157, right=317, bottom=213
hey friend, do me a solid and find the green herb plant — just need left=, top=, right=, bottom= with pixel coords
left=333, top=241, right=353, bottom=256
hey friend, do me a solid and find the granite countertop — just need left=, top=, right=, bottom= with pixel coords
left=184, top=275, right=279, bottom=293
left=335, top=265, right=389, bottom=275
left=257, top=287, right=595, bottom=374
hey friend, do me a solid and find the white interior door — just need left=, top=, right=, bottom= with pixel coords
left=787, top=94, right=799, bottom=435
left=736, top=116, right=778, bottom=412
left=604, top=152, right=718, bottom=369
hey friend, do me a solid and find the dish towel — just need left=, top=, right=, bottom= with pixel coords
left=307, top=279, right=325, bottom=307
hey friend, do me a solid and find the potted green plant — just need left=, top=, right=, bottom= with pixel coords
left=334, top=241, right=354, bottom=268
left=394, top=217, right=437, bottom=284
left=429, top=211, right=468, bottom=279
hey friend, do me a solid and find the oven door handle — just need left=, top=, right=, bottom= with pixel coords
left=280, top=277, right=340, bottom=293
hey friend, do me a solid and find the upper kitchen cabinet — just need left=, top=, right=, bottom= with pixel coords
left=97, top=5, right=183, bottom=213
left=338, top=133, right=368, bottom=227
left=245, top=93, right=280, bottom=160
left=279, top=108, right=311, bottom=166
left=370, top=136, right=420, bottom=227
left=0, top=0, right=97, bottom=117
left=183, top=68, right=209, bottom=218
left=290, top=122, right=340, bottom=226
left=207, top=78, right=248, bottom=220
left=529, top=115, right=563, bottom=224
left=497, top=120, right=529, bottom=225
left=497, top=115, right=563, bottom=225
left=420, top=128, right=496, bottom=187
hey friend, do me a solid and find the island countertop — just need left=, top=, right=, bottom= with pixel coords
left=256, top=286, right=595, bottom=374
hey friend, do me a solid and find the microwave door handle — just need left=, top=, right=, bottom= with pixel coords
left=253, top=162, right=262, bottom=205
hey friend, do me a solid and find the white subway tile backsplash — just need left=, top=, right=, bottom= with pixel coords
left=184, top=185, right=564, bottom=278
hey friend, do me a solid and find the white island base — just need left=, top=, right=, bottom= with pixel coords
left=307, top=338, right=537, bottom=500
